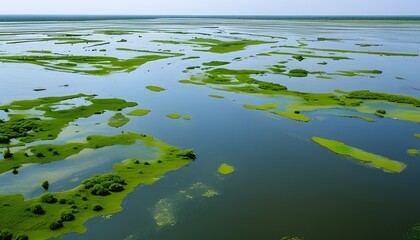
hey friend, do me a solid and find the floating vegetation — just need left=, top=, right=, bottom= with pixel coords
left=202, top=61, right=230, bottom=66
left=146, top=86, right=166, bottom=92
left=280, top=45, right=419, bottom=57
left=153, top=38, right=273, bottom=53
left=243, top=103, right=278, bottom=111
left=338, top=114, right=376, bottom=122
left=127, top=109, right=151, bottom=116
left=407, top=149, right=419, bottom=155
left=0, top=53, right=179, bottom=75
left=0, top=133, right=196, bottom=239
left=287, top=69, right=309, bottom=77
left=208, top=94, right=225, bottom=99
left=182, top=56, right=200, bottom=60
left=311, top=137, right=406, bottom=173
left=108, top=113, right=130, bottom=128
left=356, top=43, right=383, bottom=47
left=218, top=163, right=235, bottom=175
left=167, top=114, right=182, bottom=119
left=271, top=111, right=312, bottom=122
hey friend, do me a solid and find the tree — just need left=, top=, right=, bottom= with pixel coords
left=3, top=147, right=13, bottom=159
left=30, top=204, right=44, bottom=214
left=41, top=180, right=49, bottom=190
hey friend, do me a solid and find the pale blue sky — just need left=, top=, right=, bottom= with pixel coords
left=0, top=0, right=419, bottom=15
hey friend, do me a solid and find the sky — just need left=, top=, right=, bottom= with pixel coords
left=0, top=0, right=419, bottom=15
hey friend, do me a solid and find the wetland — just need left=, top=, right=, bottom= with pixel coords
left=0, top=17, right=419, bottom=240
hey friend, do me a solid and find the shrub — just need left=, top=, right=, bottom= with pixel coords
left=30, top=204, right=44, bottom=214
left=82, top=196, right=88, bottom=201
left=177, top=149, right=196, bottom=160
left=0, top=229, right=13, bottom=240
left=59, top=198, right=67, bottom=204
left=109, top=183, right=124, bottom=192
left=12, top=168, right=18, bottom=175
left=3, top=147, right=13, bottom=159
left=40, top=193, right=57, bottom=204
left=376, top=109, right=386, bottom=114
left=49, top=220, right=63, bottom=230
left=41, top=180, right=49, bottom=190
left=92, top=204, right=103, bottom=211
left=15, top=234, right=29, bottom=240
left=91, top=185, right=110, bottom=196
left=36, top=152, right=45, bottom=158
left=61, top=212, right=75, bottom=221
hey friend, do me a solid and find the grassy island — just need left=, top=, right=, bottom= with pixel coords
left=0, top=132, right=196, bottom=240
left=311, top=137, right=406, bottom=173
left=0, top=94, right=137, bottom=147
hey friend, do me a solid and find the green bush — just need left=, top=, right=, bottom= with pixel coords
left=40, top=193, right=57, bottom=204
left=0, top=229, right=13, bottom=240
left=177, top=149, right=196, bottom=160
left=30, top=203, right=44, bottom=214
left=49, top=220, right=63, bottom=230
left=109, top=183, right=124, bottom=192
left=15, top=234, right=29, bottom=240
left=91, top=185, right=110, bottom=196
left=61, top=212, right=75, bottom=221
left=41, top=180, right=49, bottom=190
left=59, top=198, right=67, bottom=204
left=3, top=147, right=13, bottom=159
left=92, top=204, right=103, bottom=211
left=376, top=109, right=386, bottom=114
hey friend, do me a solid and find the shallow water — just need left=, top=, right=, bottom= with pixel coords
left=0, top=18, right=419, bottom=240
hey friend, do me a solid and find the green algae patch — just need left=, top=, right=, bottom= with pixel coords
left=243, top=103, right=278, bottom=111
left=407, top=149, right=419, bottom=155
left=154, top=38, right=272, bottom=53
left=202, top=190, right=219, bottom=198
left=179, top=79, right=206, bottom=85
left=146, top=86, right=166, bottom=92
left=272, top=111, right=312, bottom=122
left=202, top=61, right=230, bottom=66
left=269, top=51, right=351, bottom=60
left=287, top=69, right=309, bottom=77
left=311, top=137, right=406, bottom=173
left=415, top=134, right=420, bottom=138
left=281, top=45, right=418, bottom=57
left=218, top=163, right=235, bottom=175
left=0, top=53, right=178, bottom=76
left=167, top=114, right=182, bottom=119
left=339, top=114, right=376, bottom=122
left=0, top=94, right=137, bottom=146
left=183, top=116, right=192, bottom=120
left=108, top=113, right=130, bottom=128
left=208, top=94, right=225, bottom=99
left=0, top=133, right=196, bottom=240
left=182, top=56, right=200, bottom=60
left=127, top=109, right=151, bottom=117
